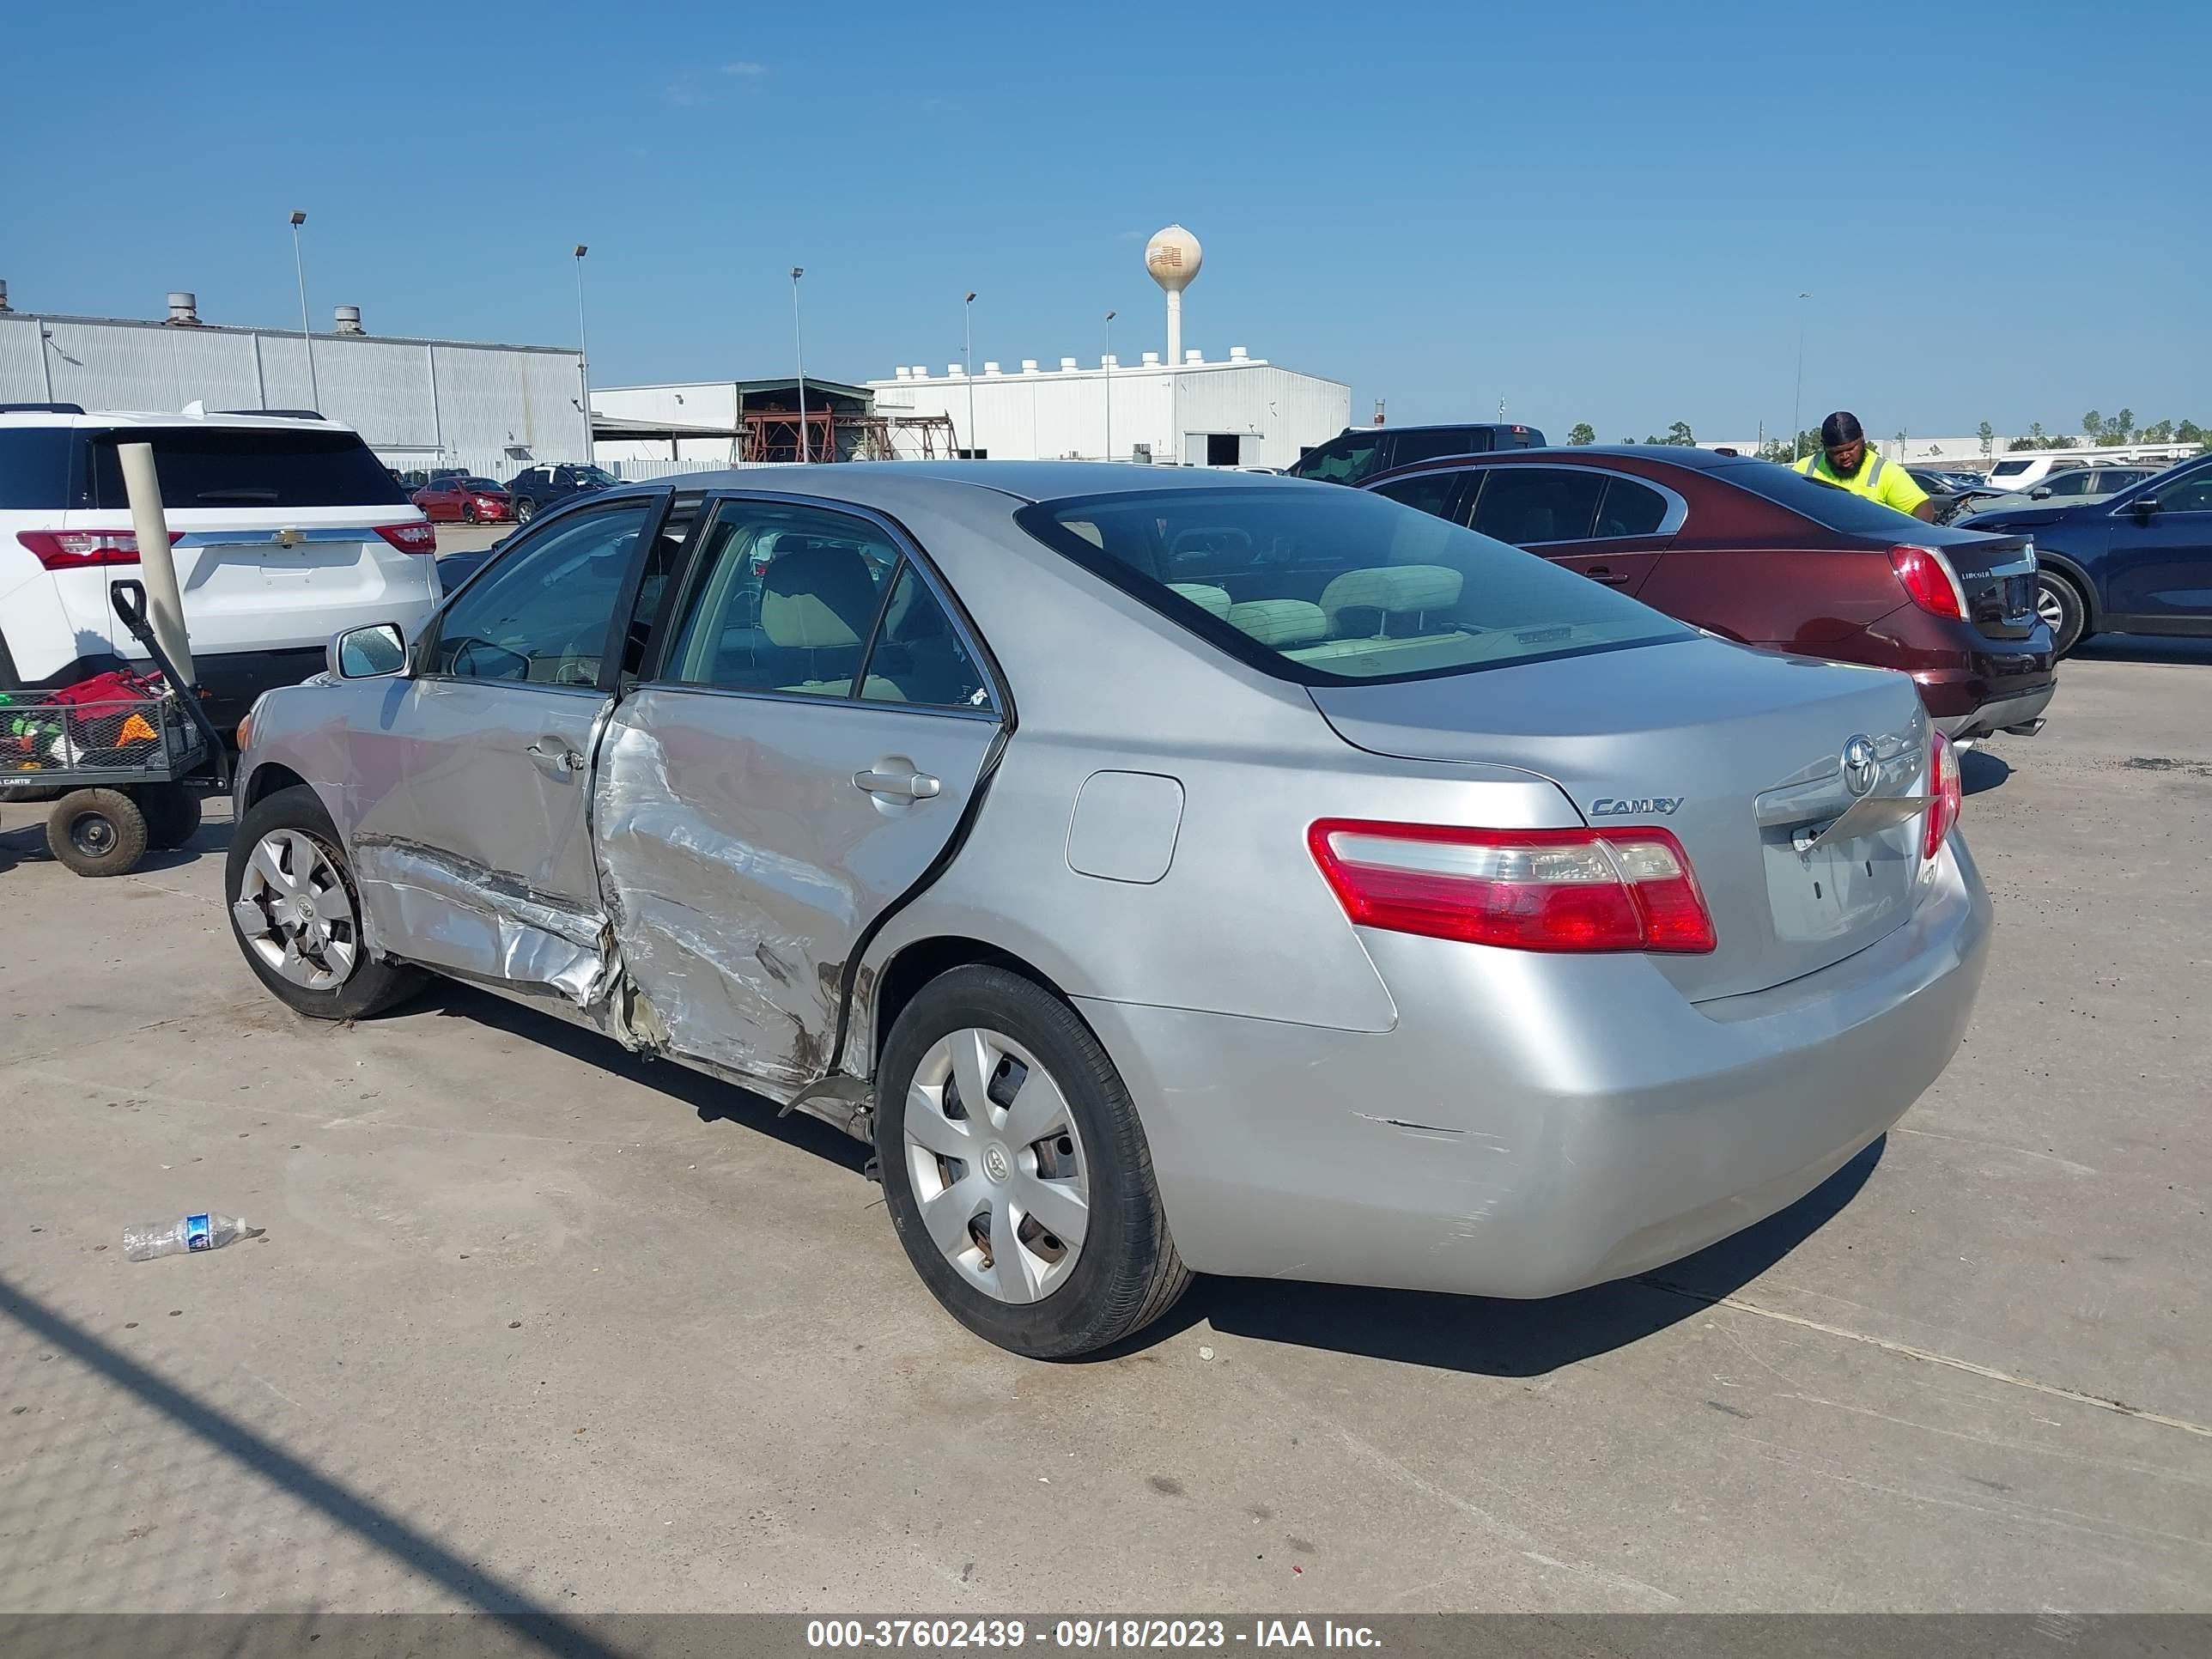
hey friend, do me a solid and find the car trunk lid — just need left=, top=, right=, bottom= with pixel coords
left=1929, top=532, right=2039, bottom=642
left=1308, top=636, right=1935, bottom=1001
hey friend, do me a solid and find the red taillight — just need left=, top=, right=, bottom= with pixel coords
left=1890, top=544, right=1967, bottom=620
left=1308, top=819, right=1717, bottom=954
left=15, top=529, right=182, bottom=571
left=1923, top=733, right=1961, bottom=860
left=374, top=521, right=438, bottom=555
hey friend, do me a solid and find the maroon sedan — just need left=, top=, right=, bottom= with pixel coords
left=410, top=476, right=514, bottom=524
left=1362, top=447, right=2055, bottom=741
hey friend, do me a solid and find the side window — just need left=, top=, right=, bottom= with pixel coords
left=1296, top=433, right=1384, bottom=483
left=1388, top=428, right=1483, bottom=468
left=2042, top=471, right=2092, bottom=497
left=2150, top=469, right=2212, bottom=514
left=429, top=501, right=651, bottom=684
left=620, top=492, right=702, bottom=687
left=1595, top=477, right=1671, bottom=538
left=1370, top=470, right=1463, bottom=521
left=664, top=500, right=899, bottom=697
left=1470, top=467, right=1605, bottom=545
left=860, top=561, right=994, bottom=710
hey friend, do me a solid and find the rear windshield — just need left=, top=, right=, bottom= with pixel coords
left=1015, top=485, right=1691, bottom=685
left=1712, top=457, right=1933, bottom=535
left=88, top=427, right=410, bottom=510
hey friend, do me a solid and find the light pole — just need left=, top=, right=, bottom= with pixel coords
left=790, top=266, right=807, bottom=462
left=573, top=245, right=592, bottom=462
left=1790, top=291, right=1811, bottom=459
left=1103, top=310, right=1115, bottom=462
left=963, top=291, right=977, bottom=459
left=288, top=210, right=319, bottom=410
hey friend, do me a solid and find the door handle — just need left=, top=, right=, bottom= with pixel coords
left=1585, top=566, right=1632, bottom=586
left=854, top=764, right=941, bottom=801
left=526, top=740, right=585, bottom=776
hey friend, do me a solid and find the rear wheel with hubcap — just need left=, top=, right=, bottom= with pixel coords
left=514, top=497, right=536, bottom=524
left=2037, top=571, right=2091, bottom=658
left=877, top=965, right=1190, bottom=1358
left=225, top=785, right=423, bottom=1019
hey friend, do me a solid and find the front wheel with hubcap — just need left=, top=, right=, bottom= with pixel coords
left=514, top=497, right=536, bottom=523
left=225, top=785, right=424, bottom=1019
left=877, top=965, right=1190, bottom=1358
left=2036, top=571, right=2091, bottom=658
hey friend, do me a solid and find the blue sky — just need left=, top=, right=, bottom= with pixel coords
left=4, top=1, right=2205, bottom=441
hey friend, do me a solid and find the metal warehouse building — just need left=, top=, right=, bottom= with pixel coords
left=868, top=347, right=1350, bottom=470
left=0, top=285, right=587, bottom=480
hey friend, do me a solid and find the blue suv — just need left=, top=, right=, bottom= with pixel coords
left=1965, top=453, right=2212, bottom=656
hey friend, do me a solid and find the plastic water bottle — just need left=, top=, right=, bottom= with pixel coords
left=123, top=1212, right=250, bottom=1262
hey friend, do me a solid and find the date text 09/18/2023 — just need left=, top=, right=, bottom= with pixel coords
left=804, top=1619, right=1383, bottom=1650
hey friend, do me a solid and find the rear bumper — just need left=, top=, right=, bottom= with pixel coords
left=1929, top=678, right=2057, bottom=739
left=1083, top=837, right=1991, bottom=1299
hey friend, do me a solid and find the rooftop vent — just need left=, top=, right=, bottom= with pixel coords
left=983, top=361, right=1002, bottom=375
left=1102, top=354, right=1119, bottom=368
left=948, top=363, right=963, bottom=378
left=1060, top=357, right=1079, bottom=371
left=1228, top=345, right=1249, bottom=362
left=894, top=367, right=912, bottom=380
left=1021, top=359, right=1040, bottom=373
left=334, top=305, right=365, bottom=335
left=1141, top=351, right=1160, bottom=367
left=165, top=292, right=203, bottom=327
left=0, top=279, right=11, bottom=314
left=1183, top=349, right=1203, bottom=364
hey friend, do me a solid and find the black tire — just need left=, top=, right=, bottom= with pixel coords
left=514, top=496, right=536, bottom=524
left=2038, top=570, right=2091, bottom=659
left=47, top=789, right=149, bottom=877
left=225, top=784, right=425, bottom=1020
left=876, top=965, right=1192, bottom=1359
left=136, top=782, right=204, bottom=850
left=462, top=501, right=478, bottom=524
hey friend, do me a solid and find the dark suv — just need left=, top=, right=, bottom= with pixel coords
left=1286, top=422, right=1545, bottom=485
left=503, top=462, right=618, bottom=523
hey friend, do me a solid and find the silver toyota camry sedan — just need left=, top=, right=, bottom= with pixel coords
left=228, top=463, right=1989, bottom=1358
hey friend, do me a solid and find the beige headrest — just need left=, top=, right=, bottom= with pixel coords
left=1319, top=564, right=1464, bottom=629
left=761, top=545, right=881, bottom=649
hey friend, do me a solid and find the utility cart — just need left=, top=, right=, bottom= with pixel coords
left=0, top=581, right=231, bottom=877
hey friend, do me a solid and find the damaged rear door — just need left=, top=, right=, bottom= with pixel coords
left=593, top=495, right=1004, bottom=1097
left=347, top=497, right=659, bottom=1001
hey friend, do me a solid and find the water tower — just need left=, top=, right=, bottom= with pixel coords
left=1145, top=224, right=1203, bottom=368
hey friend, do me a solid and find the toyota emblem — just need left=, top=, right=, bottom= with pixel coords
left=1842, top=735, right=1880, bottom=798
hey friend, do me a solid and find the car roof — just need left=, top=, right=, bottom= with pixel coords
left=0, top=406, right=359, bottom=434
left=591, top=459, right=1305, bottom=513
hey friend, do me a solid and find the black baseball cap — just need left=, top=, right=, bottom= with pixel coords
left=1820, top=411, right=1864, bottom=447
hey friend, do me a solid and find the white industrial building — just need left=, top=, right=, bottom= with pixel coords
left=0, top=283, right=588, bottom=480
left=866, top=347, right=1350, bottom=469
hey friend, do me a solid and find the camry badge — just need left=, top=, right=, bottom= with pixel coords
left=1591, top=797, right=1682, bottom=817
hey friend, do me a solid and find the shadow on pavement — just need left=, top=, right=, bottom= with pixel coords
left=410, top=980, right=873, bottom=1176
left=1960, top=748, right=2013, bottom=796
left=1127, top=1137, right=1885, bottom=1376
left=2074, top=635, right=2212, bottom=667
left=0, top=1275, right=627, bottom=1656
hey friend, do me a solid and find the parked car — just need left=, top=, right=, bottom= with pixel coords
left=1960, top=465, right=2160, bottom=520
left=229, top=464, right=1987, bottom=1358
left=1907, top=467, right=1986, bottom=497
left=0, top=404, right=438, bottom=727
left=1981, top=453, right=2088, bottom=495
left=1961, top=453, right=2212, bottom=656
left=1285, top=422, right=1545, bottom=486
left=503, top=462, right=618, bottom=522
left=1361, top=447, right=2054, bottom=743
left=411, top=475, right=514, bottom=524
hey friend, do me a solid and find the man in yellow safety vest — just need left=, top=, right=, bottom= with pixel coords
left=1795, top=411, right=1937, bottom=523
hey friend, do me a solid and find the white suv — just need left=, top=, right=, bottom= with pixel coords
left=0, top=405, right=439, bottom=726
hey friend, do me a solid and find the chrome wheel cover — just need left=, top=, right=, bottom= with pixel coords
left=903, top=1027, right=1090, bottom=1304
left=233, top=829, right=361, bottom=991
